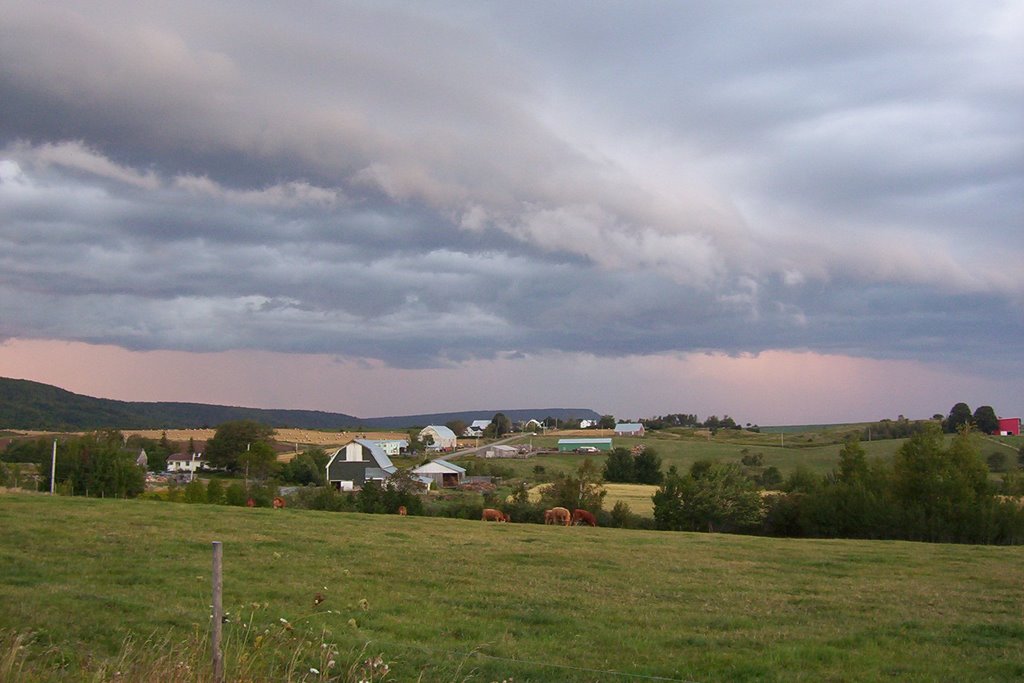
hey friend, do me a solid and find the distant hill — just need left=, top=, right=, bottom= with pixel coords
left=0, top=377, right=599, bottom=431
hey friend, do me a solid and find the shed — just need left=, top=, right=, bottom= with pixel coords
left=614, top=423, right=645, bottom=437
left=411, top=459, right=466, bottom=488
left=484, top=444, right=519, bottom=458
left=996, top=417, right=1021, bottom=436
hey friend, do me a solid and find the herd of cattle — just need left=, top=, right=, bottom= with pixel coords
left=482, top=506, right=597, bottom=526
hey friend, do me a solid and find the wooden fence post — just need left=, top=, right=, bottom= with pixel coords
left=212, top=541, right=224, bottom=683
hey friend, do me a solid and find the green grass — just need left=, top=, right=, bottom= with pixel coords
left=2, top=493, right=1024, bottom=681
left=493, top=431, right=912, bottom=484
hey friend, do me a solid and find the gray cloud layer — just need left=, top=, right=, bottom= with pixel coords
left=1, top=2, right=1021, bottom=371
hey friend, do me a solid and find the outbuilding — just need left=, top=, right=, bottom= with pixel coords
left=419, top=425, right=458, bottom=451
left=411, top=459, right=466, bottom=488
left=996, top=417, right=1021, bottom=436
left=614, top=423, right=645, bottom=437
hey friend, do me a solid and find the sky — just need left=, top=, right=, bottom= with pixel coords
left=0, top=1, right=1021, bottom=425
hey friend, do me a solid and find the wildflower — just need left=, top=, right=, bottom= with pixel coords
left=327, top=660, right=336, bottom=668
left=358, top=598, right=369, bottom=611
left=310, top=667, right=320, bottom=675
left=347, top=618, right=357, bottom=628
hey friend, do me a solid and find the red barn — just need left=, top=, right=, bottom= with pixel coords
left=996, top=417, right=1021, bottom=436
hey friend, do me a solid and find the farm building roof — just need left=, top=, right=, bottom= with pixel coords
left=614, top=423, right=644, bottom=433
left=412, top=459, right=467, bottom=475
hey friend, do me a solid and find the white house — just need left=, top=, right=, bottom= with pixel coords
left=325, top=439, right=397, bottom=491
left=411, top=459, right=466, bottom=488
left=419, top=425, right=458, bottom=451
left=579, top=420, right=595, bottom=429
left=374, top=439, right=409, bottom=456
left=167, top=452, right=205, bottom=473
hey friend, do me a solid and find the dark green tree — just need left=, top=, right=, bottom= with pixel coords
left=943, top=402, right=973, bottom=433
left=633, top=447, right=664, bottom=485
left=652, top=466, right=688, bottom=530
left=653, top=461, right=762, bottom=533
left=205, top=420, right=275, bottom=472
left=540, top=458, right=606, bottom=512
left=602, top=447, right=635, bottom=483
left=490, top=413, right=512, bottom=437
left=280, top=448, right=328, bottom=486
left=836, top=438, right=869, bottom=484
left=892, top=425, right=989, bottom=541
left=973, top=406, right=999, bottom=435
left=445, top=419, right=468, bottom=438
left=597, top=415, right=616, bottom=430
left=238, top=441, right=277, bottom=481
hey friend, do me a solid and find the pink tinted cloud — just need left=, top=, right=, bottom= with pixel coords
left=0, top=338, right=1017, bottom=425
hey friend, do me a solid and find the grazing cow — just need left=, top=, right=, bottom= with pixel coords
left=397, top=505, right=407, bottom=516
left=572, top=509, right=597, bottom=527
left=482, top=508, right=507, bottom=522
left=272, top=496, right=286, bottom=509
left=545, top=506, right=572, bottom=526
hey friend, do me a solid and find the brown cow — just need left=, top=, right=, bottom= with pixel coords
left=397, top=505, right=407, bottom=516
left=545, top=506, right=571, bottom=526
left=572, top=509, right=597, bottom=527
left=482, top=508, right=508, bottom=522
left=272, top=496, right=286, bottom=509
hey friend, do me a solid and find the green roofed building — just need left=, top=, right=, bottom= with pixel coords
left=557, top=437, right=613, bottom=453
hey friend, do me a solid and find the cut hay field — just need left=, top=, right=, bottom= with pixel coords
left=523, top=482, right=658, bottom=517
left=2, top=494, right=1023, bottom=681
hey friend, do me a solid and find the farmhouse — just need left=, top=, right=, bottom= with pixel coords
left=557, top=437, right=613, bottom=453
left=325, top=439, right=397, bottom=491
left=996, top=417, right=1021, bottom=436
left=614, top=422, right=645, bottom=437
left=419, top=425, right=458, bottom=451
left=411, top=459, right=466, bottom=488
left=166, top=452, right=206, bottom=473
left=374, top=438, right=409, bottom=456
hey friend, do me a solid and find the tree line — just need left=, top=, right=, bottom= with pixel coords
left=652, top=425, right=1024, bottom=544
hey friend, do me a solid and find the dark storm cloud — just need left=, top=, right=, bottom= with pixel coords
left=0, top=1, right=1020, bottom=370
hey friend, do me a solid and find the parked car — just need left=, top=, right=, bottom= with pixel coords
left=576, top=446, right=599, bottom=453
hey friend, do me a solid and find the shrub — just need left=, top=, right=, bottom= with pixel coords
left=987, top=451, right=1010, bottom=473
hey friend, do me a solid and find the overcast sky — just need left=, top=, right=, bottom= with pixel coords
left=0, top=1, right=1021, bottom=424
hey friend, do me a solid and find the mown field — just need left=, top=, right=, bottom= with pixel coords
left=2, top=493, right=1023, bottom=681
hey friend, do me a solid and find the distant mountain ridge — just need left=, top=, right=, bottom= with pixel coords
left=0, top=377, right=599, bottom=431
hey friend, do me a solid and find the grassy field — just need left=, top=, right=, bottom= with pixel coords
left=490, top=431, right=911, bottom=483
left=2, top=493, right=1023, bottom=681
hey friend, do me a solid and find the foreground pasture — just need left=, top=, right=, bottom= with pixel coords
left=1, top=493, right=1023, bottom=681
